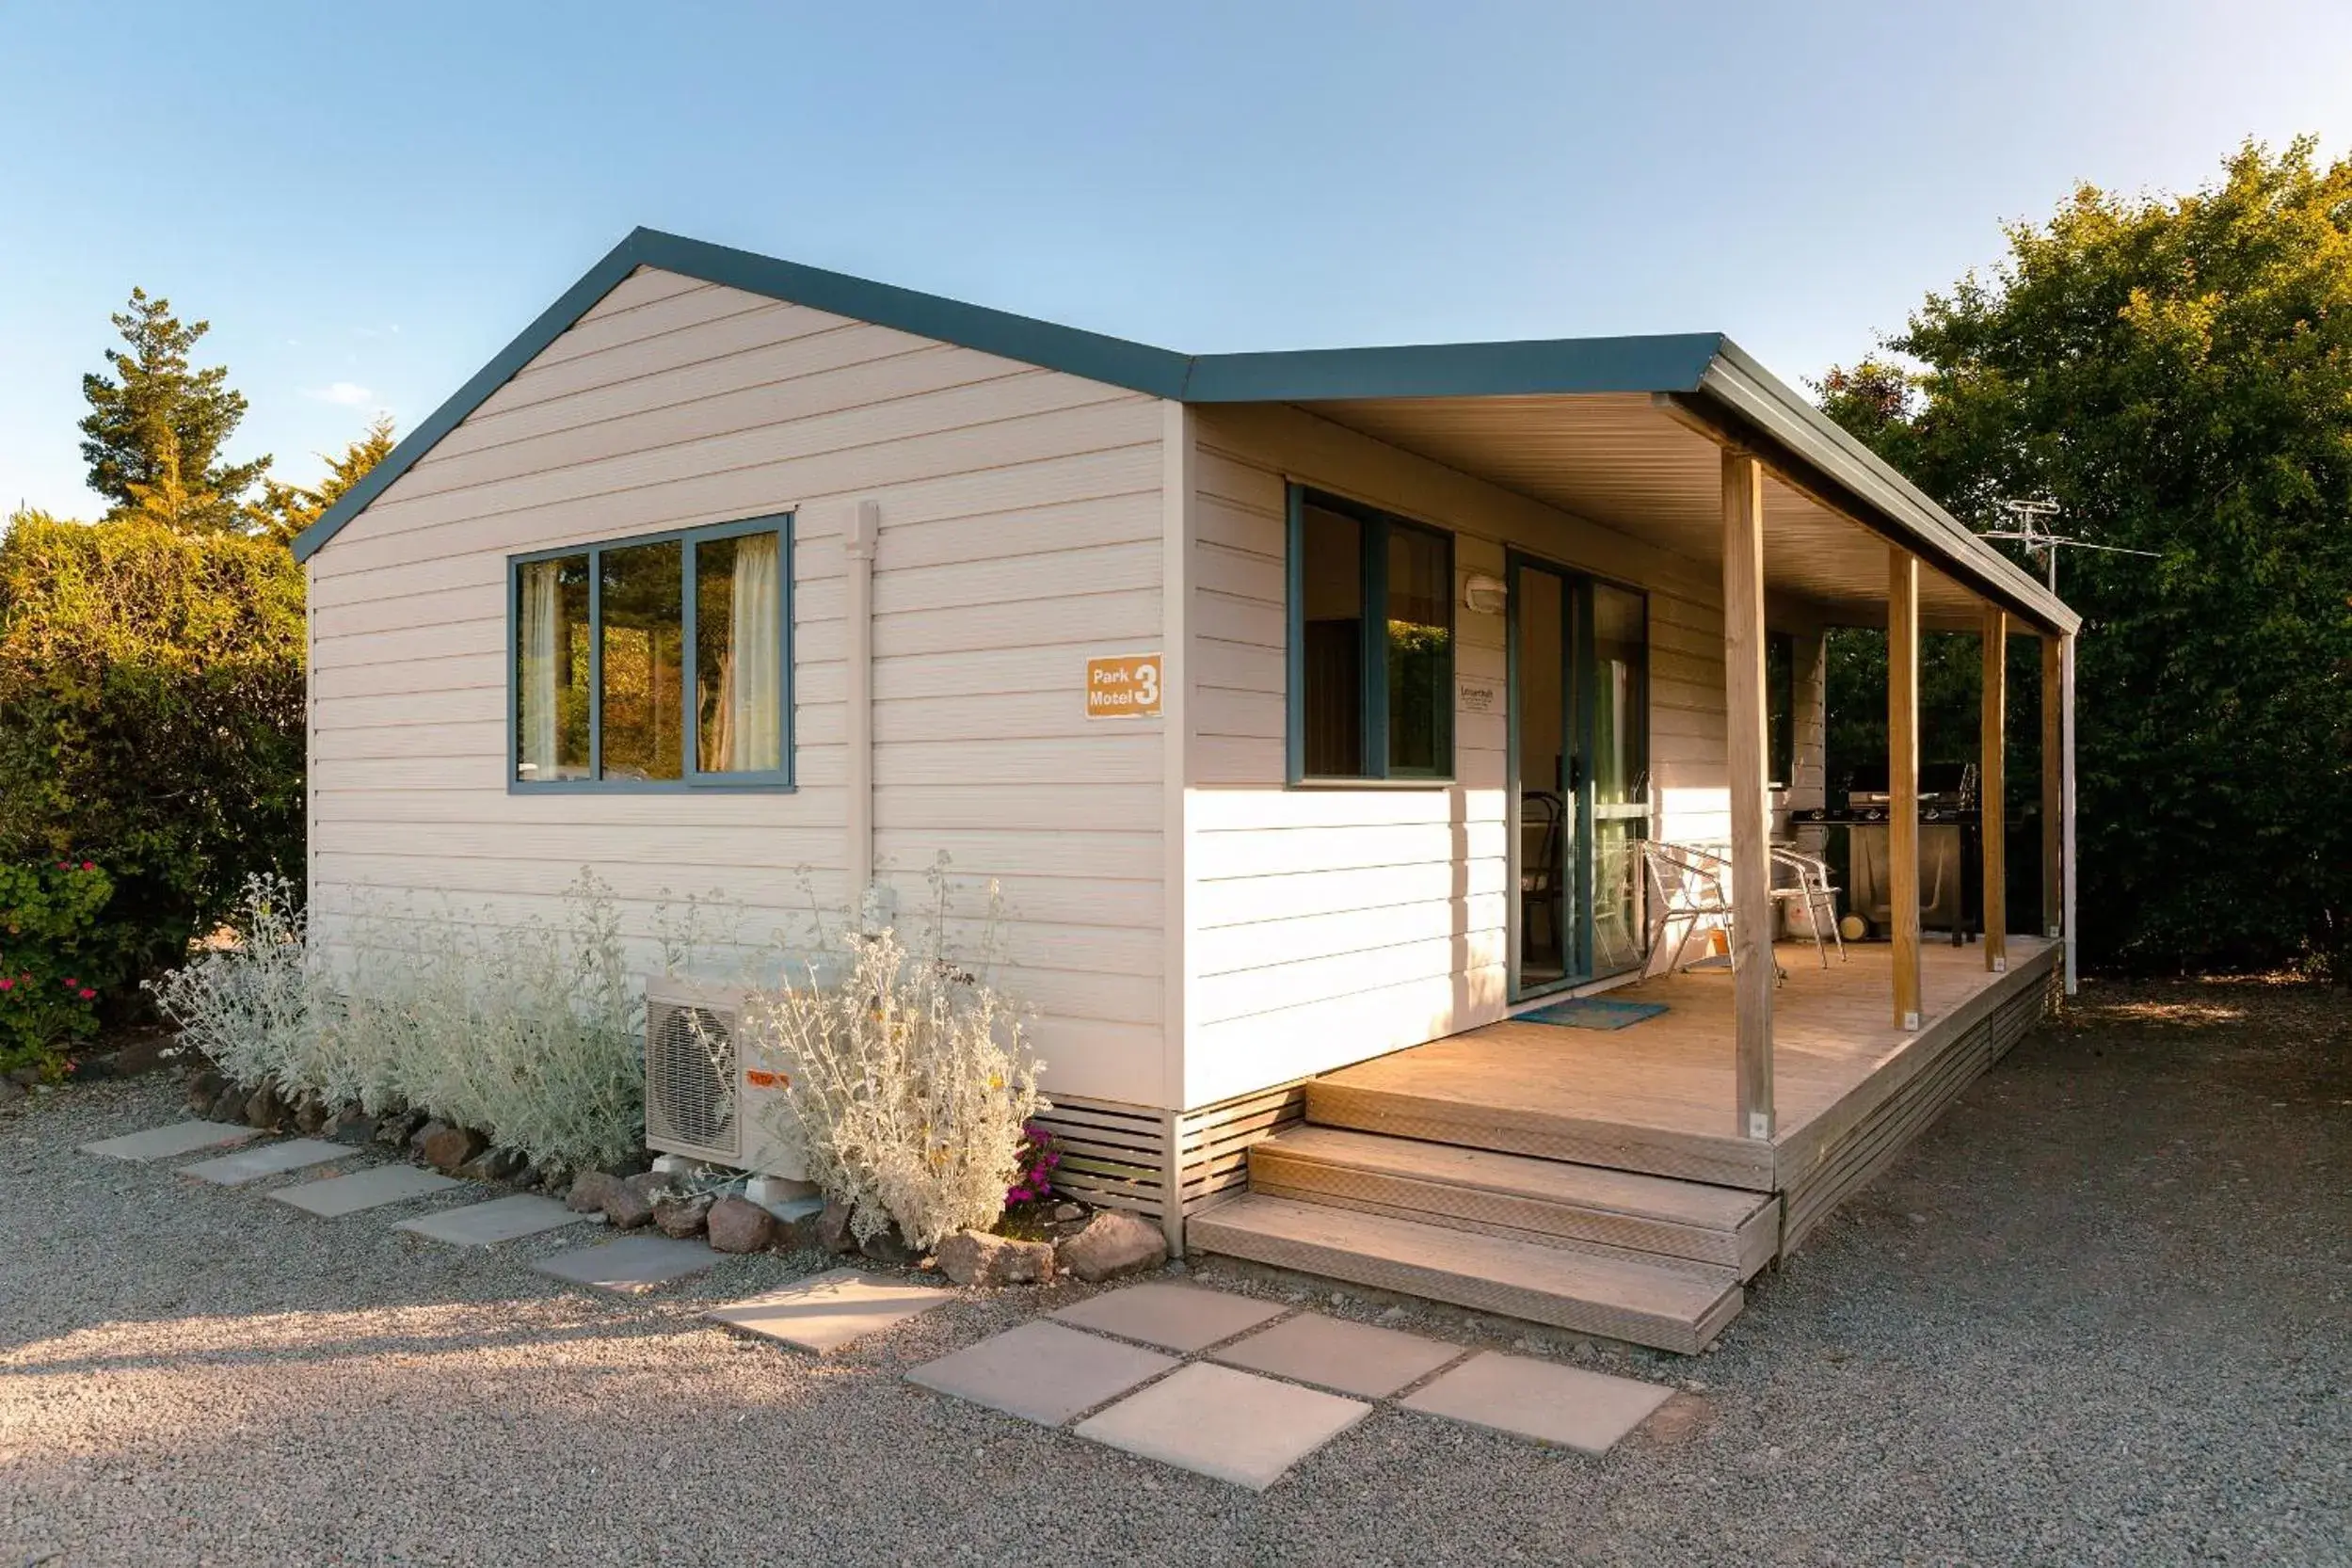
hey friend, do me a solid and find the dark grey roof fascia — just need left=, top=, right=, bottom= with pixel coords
left=290, top=232, right=647, bottom=562
left=1181, top=332, right=1725, bottom=403
left=291, top=229, right=2081, bottom=634
left=1693, top=342, right=2080, bottom=633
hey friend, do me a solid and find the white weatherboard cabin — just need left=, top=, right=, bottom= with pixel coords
left=297, top=230, right=2082, bottom=1352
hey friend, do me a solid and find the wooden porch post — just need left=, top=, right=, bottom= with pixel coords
left=1888, top=551, right=1923, bottom=1030
left=2041, top=632, right=2063, bottom=940
left=1980, top=606, right=2008, bottom=971
left=1721, top=451, right=1774, bottom=1141
left=2061, top=630, right=2079, bottom=996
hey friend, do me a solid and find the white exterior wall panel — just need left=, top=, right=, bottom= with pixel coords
left=307, top=267, right=1170, bottom=1105
left=1177, top=404, right=1737, bottom=1105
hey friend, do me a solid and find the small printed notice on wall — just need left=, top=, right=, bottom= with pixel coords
left=1085, top=652, right=1163, bottom=719
left=1458, top=679, right=1498, bottom=715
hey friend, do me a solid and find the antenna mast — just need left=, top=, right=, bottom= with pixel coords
left=1980, top=497, right=2157, bottom=596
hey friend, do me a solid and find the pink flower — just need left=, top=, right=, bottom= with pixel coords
left=0, top=979, right=12, bottom=992
left=79, top=861, right=94, bottom=872
left=62, top=977, right=76, bottom=987
left=78, top=988, right=96, bottom=1000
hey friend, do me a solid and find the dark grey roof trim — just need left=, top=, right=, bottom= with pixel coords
left=1182, top=333, right=1725, bottom=403
left=291, top=228, right=2081, bottom=632
left=1689, top=344, right=2078, bottom=632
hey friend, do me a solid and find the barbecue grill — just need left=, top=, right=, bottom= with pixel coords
left=1792, top=763, right=1981, bottom=943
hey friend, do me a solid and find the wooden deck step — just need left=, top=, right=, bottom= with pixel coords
left=1189, top=1193, right=1743, bottom=1354
left=1249, top=1126, right=1781, bottom=1280
left=1307, top=1054, right=1776, bottom=1192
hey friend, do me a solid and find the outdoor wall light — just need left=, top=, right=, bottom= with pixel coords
left=1463, top=574, right=1508, bottom=615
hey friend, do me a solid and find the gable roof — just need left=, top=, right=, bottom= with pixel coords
left=292, top=227, right=2075, bottom=633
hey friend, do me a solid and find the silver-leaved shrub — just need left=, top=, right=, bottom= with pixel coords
left=749, top=865, right=1045, bottom=1251
left=152, top=870, right=734, bottom=1170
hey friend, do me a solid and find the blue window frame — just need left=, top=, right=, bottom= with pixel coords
left=507, top=515, right=794, bottom=792
left=1286, top=484, right=1456, bottom=785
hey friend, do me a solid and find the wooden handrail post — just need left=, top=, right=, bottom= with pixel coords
left=2041, top=633, right=2061, bottom=939
left=1888, top=551, right=1922, bottom=1031
left=1721, top=451, right=1774, bottom=1141
left=1980, top=606, right=2008, bottom=972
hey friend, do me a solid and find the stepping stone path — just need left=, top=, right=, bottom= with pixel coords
left=536, top=1234, right=719, bottom=1293
left=705, top=1267, right=949, bottom=1353
left=909, top=1280, right=1680, bottom=1490
left=1074, top=1361, right=1371, bottom=1492
left=180, top=1138, right=350, bottom=1187
left=271, top=1165, right=461, bottom=1216
left=78, top=1115, right=1681, bottom=1487
left=907, top=1320, right=1176, bottom=1426
left=1211, top=1311, right=1466, bottom=1399
left=1050, top=1281, right=1288, bottom=1352
left=81, top=1121, right=259, bottom=1161
left=395, top=1193, right=588, bottom=1246
left=1400, top=1350, right=1672, bottom=1454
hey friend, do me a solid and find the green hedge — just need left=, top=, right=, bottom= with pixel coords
left=0, top=518, right=305, bottom=1019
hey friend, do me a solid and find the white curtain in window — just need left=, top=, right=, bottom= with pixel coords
left=518, top=559, right=560, bottom=779
left=725, top=533, right=782, bottom=772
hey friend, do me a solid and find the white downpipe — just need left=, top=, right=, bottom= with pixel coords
left=2060, top=630, right=2078, bottom=997
left=845, top=501, right=878, bottom=926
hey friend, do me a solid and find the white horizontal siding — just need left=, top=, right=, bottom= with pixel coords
left=308, top=264, right=1170, bottom=1106
left=1179, top=402, right=1738, bottom=1107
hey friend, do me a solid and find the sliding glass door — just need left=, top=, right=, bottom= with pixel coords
left=1509, top=556, right=1649, bottom=998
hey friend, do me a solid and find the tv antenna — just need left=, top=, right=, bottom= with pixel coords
left=1980, top=497, right=2156, bottom=596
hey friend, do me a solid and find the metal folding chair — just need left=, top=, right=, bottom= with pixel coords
left=1769, top=844, right=1847, bottom=968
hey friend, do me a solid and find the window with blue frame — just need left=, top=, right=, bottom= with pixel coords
left=1288, top=486, right=1455, bottom=782
left=510, top=516, right=792, bottom=790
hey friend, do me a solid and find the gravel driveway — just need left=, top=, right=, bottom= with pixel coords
left=4, top=977, right=2345, bottom=1567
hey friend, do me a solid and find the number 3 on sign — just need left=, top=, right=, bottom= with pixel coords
left=1084, top=652, right=1164, bottom=719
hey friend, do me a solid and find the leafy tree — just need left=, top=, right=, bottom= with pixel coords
left=0, top=514, right=306, bottom=1000
left=1819, top=138, right=2352, bottom=977
left=253, top=413, right=397, bottom=544
left=79, top=288, right=270, bottom=532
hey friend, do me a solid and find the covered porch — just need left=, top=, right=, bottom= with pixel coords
left=1189, top=343, right=2085, bottom=1344
left=1211, top=344, right=2085, bottom=1159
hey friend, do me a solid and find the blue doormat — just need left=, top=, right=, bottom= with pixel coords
left=1516, top=997, right=1669, bottom=1031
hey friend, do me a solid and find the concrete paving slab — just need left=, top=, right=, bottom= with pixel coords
left=269, top=1165, right=461, bottom=1217
left=1400, top=1350, right=1672, bottom=1454
left=1050, top=1282, right=1288, bottom=1352
left=1074, top=1362, right=1370, bottom=1491
left=80, top=1121, right=260, bottom=1161
left=705, top=1268, right=948, bottom=1353
left=394, top=1193, right=587, bottom=1246
left=179, top=1138, right=349, bottom=1186
left=907, top=1320, right=1176, bottom=1426
left=535, top=1234, right=719, bottom=1293
left=1210, top=1311, right=1466, bottom=1399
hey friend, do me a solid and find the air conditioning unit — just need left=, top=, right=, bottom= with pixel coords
left=642, top=975, right=806, bottom=1180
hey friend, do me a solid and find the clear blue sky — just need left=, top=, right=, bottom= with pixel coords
left=4, top=1, right=2347, bottom=517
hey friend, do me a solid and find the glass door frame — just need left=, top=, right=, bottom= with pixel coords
left=1505, top=551, right=1651, bottom=1002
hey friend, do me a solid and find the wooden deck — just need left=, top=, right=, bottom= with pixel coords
left=1309, top=936, right=2060, bottom=1201
left=1197, top=937, right=2058, bottom=1349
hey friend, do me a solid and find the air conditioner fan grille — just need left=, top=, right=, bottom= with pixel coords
left=646, top=1000, right=737, bottom=1156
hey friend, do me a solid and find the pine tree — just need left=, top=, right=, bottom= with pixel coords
left=253, top=413, right=397, bottom=543
left=118, top=424, right=228, bottom=532
left=79, top=288, right=270, bottom=532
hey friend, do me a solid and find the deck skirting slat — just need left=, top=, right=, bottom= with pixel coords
left=1778, top=972, right=2051, bottom=1253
